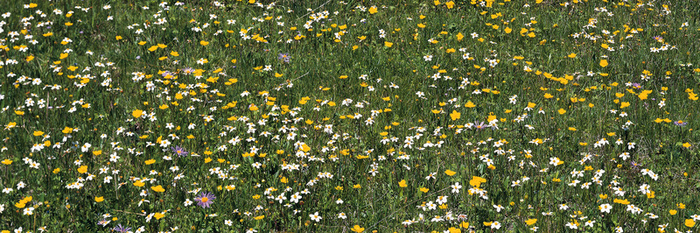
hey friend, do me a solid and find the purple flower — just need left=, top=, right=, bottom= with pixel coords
left=474, top=121, right=489, bottom=130
left=278, top=53, right=291, bottom=63
left=113, top=224, right=132, bottom=232
left=630, top=161, right=640, bottom=169
left=171, top=146, right=188, bottom=156
left=653, top=36, right=663, bottom=41
left=632, top=83, right=642, bottom=89
left=194, top=192, right=216, bottom=208
left=674, top=120, right=687, bottom=126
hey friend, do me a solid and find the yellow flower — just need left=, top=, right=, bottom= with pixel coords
left=525, top=218, right=537, bottom=225
left=469, top=176, right=487, bottom=187
left=53, top=168, right=60, bottom=174
left=2, top=159, right=12, bottom=165
left=154, top=212, right=165, bottom=220
left=450, top=110, right=461, bottom=121
left=351, top=225, right=365, bottom=233
left=448, top=227, right=460, bottom=233
left=445, top=170, right=456, bottom=176
left=62, top=127, right=73, bottom=134
left=384, top=41, right=393, bottom=47
left=686, top=219, right=696, bottom=228
left=33, top=131, right=44, bottom=136
left=669, top=209, right=677, bottom=215
left=419, top=187, right=429, bottom=193
left=151, top=185, right=165, bottom=193
left=133, top=180, right=145, bottom=187
left=368, top=6, right=377, bottom=14
left=145, top=159, right=156, bottom=165
left=460, top=221, right=469, bottom=228
left=200, top=40, right=209, bottom=46
left=92, top=150, right=102, bottom=156
left=95, top=196, right=104, bottom=202
left=683, top=142, right=691, bottom=148
left=398, top=180, right=408, bottom=188
left=558, top=108, right=566, bottom=114
left=464, top=101, right=476, bottom=108
left=600, top=59, right=608, bottom=67
left=567, top=53, right=577, bottom=58
left=132, top=109, right=143, bottom=118
left=77, top=165, right=88, bottom=174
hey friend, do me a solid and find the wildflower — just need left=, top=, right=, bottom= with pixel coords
left=278, top=53, right=291, bottom=63
left=170, top=146, right=188, bottom=156
left=674, top=120, right=687, bottom=126
left=350, top=225, right=364, bottom=232
left=310, top=211, right=322, bottom=222
left=474, top=121, right=489, bottom=130
left=113, top=224, right=132, bottom=233
left=194, top=192, right=215, bottom=208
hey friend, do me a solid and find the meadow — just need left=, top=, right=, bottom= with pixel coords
left=0, top=0, right=699, bottom=232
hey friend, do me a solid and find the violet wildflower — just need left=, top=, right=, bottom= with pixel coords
left=194, top=192, right=215, bottom=208
left=113, top=224, right=132, bottom=233
left=474, top=121, right=490, bottom=130
left=183, top=67, right=195, bottom=75
left=674, top=120, right=687, bottom=126
left=171, top=146, right=188, bottom=156
left=278, top=53, right=290, bottom=63
left=630, top=161, right=640, bottom=169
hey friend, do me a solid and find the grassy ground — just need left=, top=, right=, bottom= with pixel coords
left=0, top=0, right=699, bottom=232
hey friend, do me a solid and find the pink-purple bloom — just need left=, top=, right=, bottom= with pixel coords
left=113, top=224, right=131, bottom=232
left=171, top=146, right=188, bottom=156
left=474, top=121, right=490, bottom=130
left=278, top=53, right=291, bottom=63
left=195, top=192, right=215, bottom=208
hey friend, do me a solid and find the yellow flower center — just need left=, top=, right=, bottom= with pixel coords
left=201, top=197, right=209, bottom=203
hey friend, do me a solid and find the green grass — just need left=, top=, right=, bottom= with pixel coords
left=0, top=0, right=699, bottom=232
